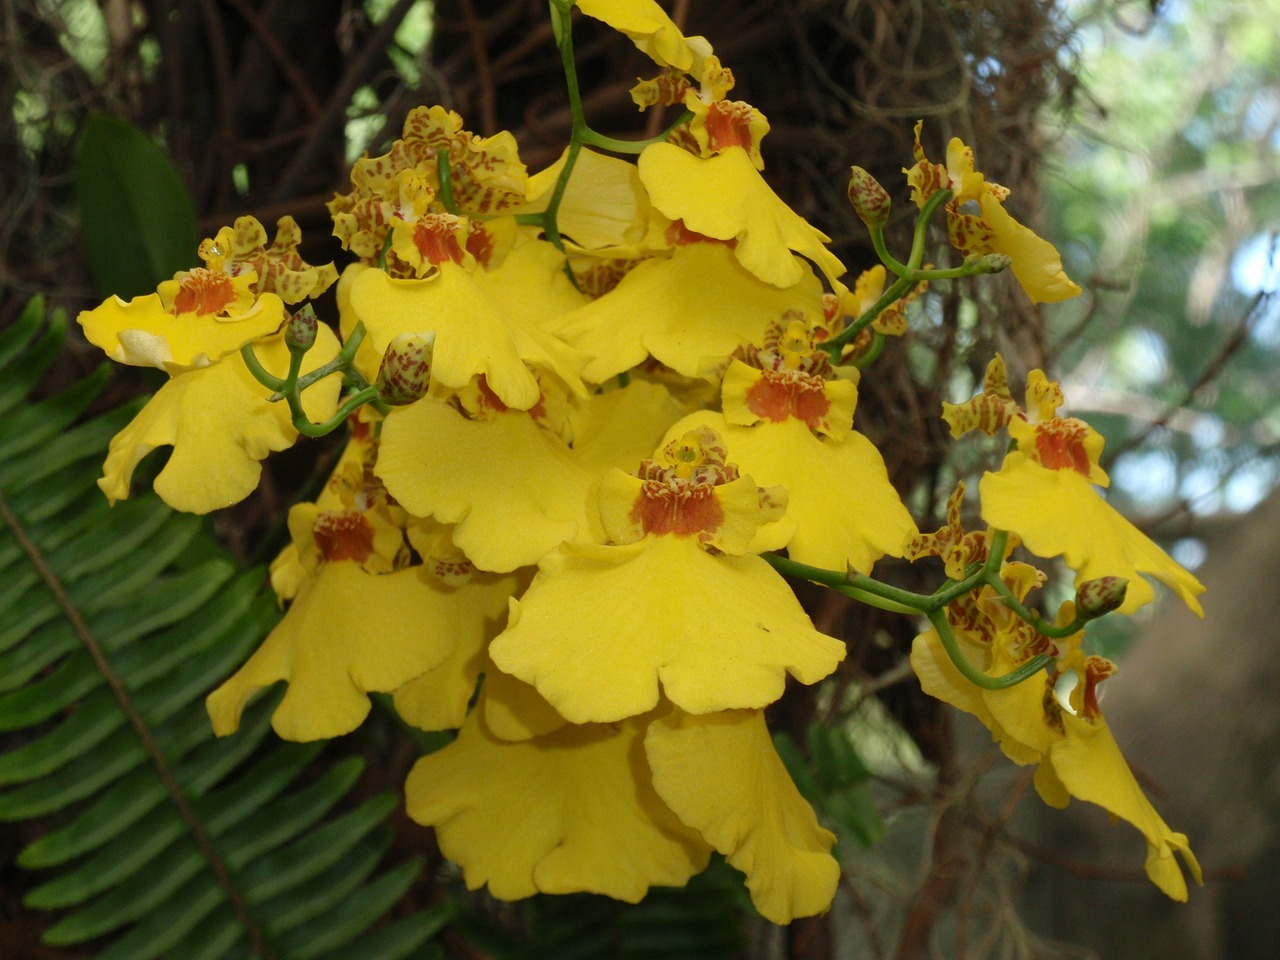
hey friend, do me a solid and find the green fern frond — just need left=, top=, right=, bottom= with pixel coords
left=510, top=860, right=749, bottom=960
left=0, top=298, right=449, bottom=960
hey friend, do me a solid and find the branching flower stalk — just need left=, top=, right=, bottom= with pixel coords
left=73, top=0, right=1207, bottom=923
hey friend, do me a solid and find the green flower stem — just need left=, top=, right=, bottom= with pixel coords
left=542, top=0, right=587, bottom=252
left=762, top=554, right=924, bottom=615
left=342, top=363, right=391, bottom=417
left=985, top=528, right=1010, bottom=571
left=922, top=529, right=1006, bottom=607
left=436, top=158, right=459, bottom=215
left=377, top=230, right=394, bottom=270
left=870, top=223, right=910, bottom=277
left=982, top=572, right=1087, bottom=639
left=579, top=110, right=694, bottom=154
left=240, top=343, right=286, bottom=393
left=283, top=340, right=306, bottom=389
left=850, top=331, right=886, bottom=368
left=845, top=570, right=938, bottom=612
left=824, top=188, right=957, bottom=361
left=908, top=188, right=951, bottom=271
left=927, top=608, right=1053, bottom=690
left=294, top=322, right=368, bottom=393
left=539, top=2, right=689, bottom=251
left=243, top=321, right=384, bottom=431
left=926, top=568, right=990, bottom=608
left=290, top=386, right=380, bottom=438
left=911, top=263, right=994, bottom=281
left=825, top=273, right=914, bottom=353
left=766, top=553, right=1054, bottom=688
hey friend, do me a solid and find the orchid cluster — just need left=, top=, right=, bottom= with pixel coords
left=76, top=0, right=1205, bottom=923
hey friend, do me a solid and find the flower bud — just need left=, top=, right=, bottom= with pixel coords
left=284, top=304, right=319, bottom=353
left=1075, top=576, right=1128, bottom=620
left=376, top=332, right=435, bottom=406
left=847, top=166, right=891, bottom=227
left=975, top=253, right=1013, bottom=274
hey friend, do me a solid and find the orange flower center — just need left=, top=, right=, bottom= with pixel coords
left=466, top=222, right=497, bottom=267
left=630, top=478, right=725, bottom=539
left=1081, top=656, right=1115, bottom=721
left=1033, top=418, right=1092, bottom=476
left=663, top=218, right=735, bottom=247
left=703, top=101, right=757, bottom=153
left=627, top=428, right=739, bottom=541
left=313, top=512, right=375, bottom=563
left=412, top=215, right=467, bottom=266
left=173, top=268, right=237, bottom=316
left=744, top=368, right=831, bottom=429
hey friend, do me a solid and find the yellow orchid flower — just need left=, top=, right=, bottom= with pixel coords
left=552, top=239, right=826, bottom=383
left=330, top=105, right=529, bottom=264
left=522, top=147, right=652, bottom=251
left=638, top=99, right=846, bottom=290
left=488, top=427, right=844, bottom=723
left=348, top=235, right=589, bottom=411
left=208, top=500, right=441, bottom=741
left=78, top=224, right=284, bottom=373
left=948, top=356, right=1204, bottom=614
left=225, top=215, right=339, bottom=304
left=911, top=591, right=1203, bottom=902
left=834, top=264, right=923, bottom=338
left=208, top=442, right=518, bottom=742
left=904, top=121, right=1081, bottom=304
left=903, top=482, right=990, bottom=582
left=99, top=325, right=342, bottom=514
left=656, top=319, right=917, bottom=573
left=575, top=0, right=710, bottom=78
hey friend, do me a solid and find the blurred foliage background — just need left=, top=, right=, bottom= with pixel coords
left=2, top=0, right=1278, bottom=958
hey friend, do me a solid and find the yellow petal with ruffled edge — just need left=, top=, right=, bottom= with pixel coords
left=638, top=143, right=845, bottom=290
left=405, top=703, right=711, bottom=902
left=663, top=412, right=915, bottom=574
left=78, top=287, right=283, bottom=374
left=979, top=453, right=1204, bottom=615
left=645, top=708, right=840, bottom=924
left=349, top=261, right=585, bottom=410
left=978, top=661, right=1070, bottom=767
left=388, top=568, right=520, bottom=731
left=490, top=536, right=845, bottom=723
left=1047, top=714, right=1203, bottom=901
left=910, top=628, right=1008, bottom=752
left=391, top=632, right=486, bottom=733
left=523, top=148, right=650, bottom=250
left=469, top=238, right=590, bottom=334
left=552, top=242, right=825, bottom=383
left=944, top=138, right=988, bottom=206
left=376, top=380, right=690, bottom=571
left=206, top=563, right=460, bottom=741
left=575, top=0, right=697, bottom=71
left=481, top=664, right=568, bottom=741
left=911, top=625, right=1052, bottom=768
left=99, top=326, right=342, bottom=514
left=978, top=194, right=1082, bottom=304
left=566, top=379, right=698, bottom=471
left=379, top=399, right=584, bottom=570
left=336, top=263, right=383, bottom=384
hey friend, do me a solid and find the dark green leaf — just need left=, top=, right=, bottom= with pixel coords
left=76, top=113, right=199, bottom=299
